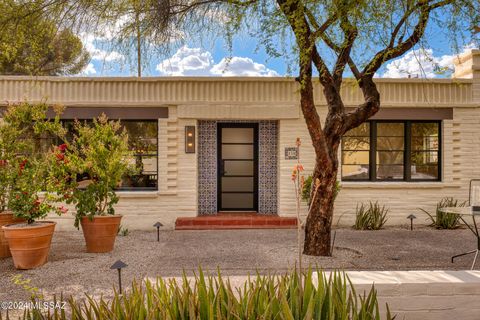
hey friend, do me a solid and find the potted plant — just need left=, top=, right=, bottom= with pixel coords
left=64, top=114, right=134, bottom=253
left=0, top=108, right=24, bottom=258
left=1, top=102, right=69, bottom=269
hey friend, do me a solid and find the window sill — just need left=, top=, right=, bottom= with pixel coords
left=340, top=182, right=461, bottom=189
left=116, top=191, right=160, bottom=198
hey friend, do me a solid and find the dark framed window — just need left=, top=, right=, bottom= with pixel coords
left=341, top=120, right=441, bottom=182
left=61, top=120, right=159, bottom=191
left=118, top=120, right=158, bottom=191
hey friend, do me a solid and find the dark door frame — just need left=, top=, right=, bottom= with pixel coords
left=217, top=123, right=259, bottom=211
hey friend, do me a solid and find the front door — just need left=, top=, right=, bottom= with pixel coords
left=218, top=123, right=258, bottom=211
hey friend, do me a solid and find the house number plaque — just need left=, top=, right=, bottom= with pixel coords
left=284, top=147, right=298, bottom=160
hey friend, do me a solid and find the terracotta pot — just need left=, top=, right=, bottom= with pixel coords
left=2, top=221, right=56, bottom=269
left=80, top=215, right=122, bottom=253
left=0, top=212, right=24, bottom=258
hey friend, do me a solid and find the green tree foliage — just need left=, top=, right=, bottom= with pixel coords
left=0, top=1, right=90, bottom=76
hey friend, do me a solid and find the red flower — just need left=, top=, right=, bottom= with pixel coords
left=58, top=144, right=68, bottom=152
left=19, top=159, right=28, bottom=172
left=0, top=159, right=7, bottom=167
left=56, top=153, right=65, bottom=161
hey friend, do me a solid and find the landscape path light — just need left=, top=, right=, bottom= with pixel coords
left=407, top=214, right=416, bottom=231
left=110, top=260, right=127, bottom=294
left=153, top=221, right=163, bottom=242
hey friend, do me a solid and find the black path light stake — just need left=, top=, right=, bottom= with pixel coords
left=407, top=214, right=416, bottom=231
left=153, top=222, right=163, bottom=242
left=110, top=260, right=127, bottom=294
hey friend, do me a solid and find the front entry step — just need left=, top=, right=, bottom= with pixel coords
left=175, top=213, right=297, bottom=230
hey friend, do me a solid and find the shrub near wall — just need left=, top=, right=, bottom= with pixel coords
left=354, top=202, right=389, bottom=230
left=21, top=269, right=393, bottom=320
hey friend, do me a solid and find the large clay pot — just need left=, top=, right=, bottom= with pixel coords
left=0, top=211, right=23, bottom=258
left=2, top=221, right=56, bottom=269
left=80, top=215, right=122, bottom=253
left=0, top=212, right=24, bottom=258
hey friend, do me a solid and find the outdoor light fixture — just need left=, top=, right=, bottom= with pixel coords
left=110, top=260, right=128, bottom=294
left=185, top=126, right=195, bottom=153
left=153, top=221, right=163, bottom=242
left=407, top=214, right=416, bottom=230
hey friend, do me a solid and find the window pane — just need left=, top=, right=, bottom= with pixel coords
left=222, top=128, right=254, bottom=143
left=122, top=121, right=158, bottom=154
left=222, top=193, right=254, bottom=209
left=342, top=137, right=370, bottom=150
left=222, top=145, right=253, bottom=159
left=412, top=122, right=438, bottom=136
left=377, top=123, right=404, bottom=136
left=342, top=151, right=369, bottom=165
left=411, top=151, right=438, bottom=165
left=411, top=165, right=439, bottom=180
left=342, top=165, right=369, bottom=180
left=377, top=165, right=404, bottom=180
left=377, top=137, right=404, bottom=151
left=222, top=177, right=254, bottom=192
left=376, top=151, right=404, bottom=165
left=224, top=160, right=254, bottom=176
left=411, top=123, right=439, bottom=151
left=344, top=122, right=370, bottom=137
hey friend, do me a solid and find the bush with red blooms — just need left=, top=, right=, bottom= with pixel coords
left=0, top=102, right=70, bottom=223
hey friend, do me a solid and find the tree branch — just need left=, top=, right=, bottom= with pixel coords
left=363, top=0, right=453, bottom=77
left=276, top=0, right=333, bottom=168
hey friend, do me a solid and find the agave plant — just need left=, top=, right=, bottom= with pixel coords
left=19, top=268, right=394, bottom=320
left=354, top=201, right=389, bottom=230
left=420, top=197, right=467, bottom=229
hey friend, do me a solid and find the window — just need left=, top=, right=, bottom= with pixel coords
left=61, top=120, right=159, bottom=191
left=341, top=122, right=370, bottom=180
left=341, top=121, right=441, bottom=182
left=119, top=121, right=158, bottom=191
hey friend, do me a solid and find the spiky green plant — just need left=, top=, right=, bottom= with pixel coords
left=420, top=197, right=467, bottom=229
left=354, top=201, right=389, bottom=230
left=17, top=268, right=394, bottom=320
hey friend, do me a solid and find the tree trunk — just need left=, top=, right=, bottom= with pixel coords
left=303, top=163, right=338, bottom=256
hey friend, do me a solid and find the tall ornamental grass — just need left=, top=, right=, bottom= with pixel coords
left=15, top=269, right=394, bottom=320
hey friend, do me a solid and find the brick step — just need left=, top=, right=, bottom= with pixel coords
left=175, top=214, right=297, bottom=230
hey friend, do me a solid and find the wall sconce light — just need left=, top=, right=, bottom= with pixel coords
left=185, top=126, right=195, bottom=153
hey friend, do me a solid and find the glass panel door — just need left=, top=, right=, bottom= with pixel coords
left=218, top=124, right=258, bottom=211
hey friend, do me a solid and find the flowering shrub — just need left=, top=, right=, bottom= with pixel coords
left=0, top=102, right=69, bottom=223
left=61, top=114, right=135, bottom=228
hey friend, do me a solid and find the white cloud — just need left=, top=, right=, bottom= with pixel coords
left=211, top=57, right=279, bottom=76
left=81, top=33, right=125, bottom=62
left=156, top=46, right=214, bottom=76
left=156, top=46, right=279, bottom=77
left=380, top=44, right=479, bottom=78
left=81, top=63, right=97, bottom=75
left=380, top=49, right=454, bottom=78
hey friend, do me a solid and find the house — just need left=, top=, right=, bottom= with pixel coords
left=0, top=49, right=479, bottom=230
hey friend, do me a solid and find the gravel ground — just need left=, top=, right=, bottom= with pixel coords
left=0, top=227, right=477, bottom=303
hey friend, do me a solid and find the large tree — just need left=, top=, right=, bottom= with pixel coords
left=8, top=0, right=479, bottom=255
left=0, top=1, right=89, bottom=76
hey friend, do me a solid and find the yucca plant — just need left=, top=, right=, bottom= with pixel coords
left=354, top=201, right=389, bottom=230
left=420, top=197, right=467, bottom=229
left=15, top=268, right=394, bottom=320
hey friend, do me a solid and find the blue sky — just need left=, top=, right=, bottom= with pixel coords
left=81, top=12, right=479, bottom=78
